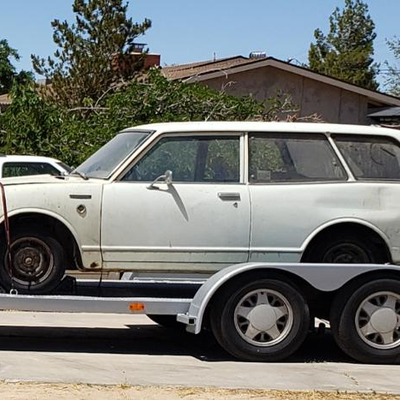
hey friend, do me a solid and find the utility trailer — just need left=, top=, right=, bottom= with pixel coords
left=0, top=262, right=399, bottom=364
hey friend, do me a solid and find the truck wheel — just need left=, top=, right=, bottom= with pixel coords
left=0, top=229, right=66, bottom=294
left=331, top=279, right=400, bottom=364
left=210, top=279, right=310, bottom=361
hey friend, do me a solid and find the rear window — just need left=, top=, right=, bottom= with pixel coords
left=334, top=135, right=400, bottom=180
left=2, top=162, right=60, bottom=178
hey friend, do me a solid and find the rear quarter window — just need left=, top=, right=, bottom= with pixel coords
left=333, top=135, right=400, bottom=180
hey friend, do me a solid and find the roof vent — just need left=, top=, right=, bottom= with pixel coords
left=249, top=51, right=267, bottom=59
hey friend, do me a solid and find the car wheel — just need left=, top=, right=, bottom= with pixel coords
left=210, top=278, right=310, bottom=361
left=331, top=279, right=400, bottom=364
left=309, top=234, right=380, bottom=264
left=0, top=228, right=66, bottom=294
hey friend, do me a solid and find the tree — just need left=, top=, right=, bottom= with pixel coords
left=385, top=38, right=400, bottom=97
left=0, top=40, right=32, bottom=95
left=0, top=69, right=296, bottom=166
left=308, top=0, right=379, bottom=90
left=31, top=0, right=151, bottom=107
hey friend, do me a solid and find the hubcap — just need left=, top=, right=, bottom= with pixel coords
left=356, top=291, right=400, bottom=349
left=234, top=289, right=293, bottom=347
left=5, top=237, right=54, bottom=287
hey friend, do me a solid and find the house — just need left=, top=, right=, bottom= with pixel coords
left=0, top=93, right=10, bottom=112
left=368, top=106, right=400, bottom=129
left=162, top=55, right=400, bottom=125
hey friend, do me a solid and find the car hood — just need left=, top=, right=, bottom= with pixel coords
left=0, top=174, right=99, bottom=186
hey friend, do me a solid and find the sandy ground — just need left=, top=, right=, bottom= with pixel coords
left=0, top=382, right=400, bottom=400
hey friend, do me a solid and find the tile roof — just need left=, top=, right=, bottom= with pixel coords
left=162, top=55, right=261, bottom=80
left=0, top=93, right=11, bottom=105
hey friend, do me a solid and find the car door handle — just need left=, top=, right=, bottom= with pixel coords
left=218, top=192, right=241, bottom=201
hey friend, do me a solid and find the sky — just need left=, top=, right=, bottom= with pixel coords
left=0, top=0, right=399, bottom=86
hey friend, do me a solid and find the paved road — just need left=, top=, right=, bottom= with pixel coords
left=0, top=312, right=398, bottom=394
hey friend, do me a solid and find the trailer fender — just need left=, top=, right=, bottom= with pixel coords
left=177, top=262, right=400, bottom=334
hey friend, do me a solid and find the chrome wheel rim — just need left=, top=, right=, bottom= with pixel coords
left=6, top=237, right=54, bottom=286
left=234, top=289, right=293, bottom=347
left=356, top=291, right=400, bottom=350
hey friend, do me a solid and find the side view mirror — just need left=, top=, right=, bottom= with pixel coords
left=147, top=170, right=173, bottom=190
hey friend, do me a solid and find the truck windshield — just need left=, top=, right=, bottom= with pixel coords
left=73, top=130, right=151, bottom=179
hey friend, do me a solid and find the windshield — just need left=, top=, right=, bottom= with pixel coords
left=74, top=130, right=152, bottom=179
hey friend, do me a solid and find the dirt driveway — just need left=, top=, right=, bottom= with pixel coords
left=1, top=382, right=400, bottom=400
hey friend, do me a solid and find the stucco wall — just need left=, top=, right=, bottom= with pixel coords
left=201, top=66, right=370, bottom=124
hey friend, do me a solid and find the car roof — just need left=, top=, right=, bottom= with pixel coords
left=122, top=121, right=400, bottom=138
left=0, top=155, right=61, bottom=163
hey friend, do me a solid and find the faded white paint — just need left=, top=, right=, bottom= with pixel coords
left=1, top=121, right=400, bottom=274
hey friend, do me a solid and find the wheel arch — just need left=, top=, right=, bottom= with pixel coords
left=183, top=264, right=323, bottom=335
left=0, top=209, right=84, bottom=269
left=180, top=263, right=400, bottom=334
left=301, top=219, right=392, bottom=263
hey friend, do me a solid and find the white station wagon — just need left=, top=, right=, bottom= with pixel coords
left=1, top=121, right=400, bottom=293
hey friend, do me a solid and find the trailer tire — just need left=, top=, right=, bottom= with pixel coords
left=331, top=279, right=400, bottom=364
left=0, top=228, right=66, bottom=294
left=210, top=278, right=310, bottom=362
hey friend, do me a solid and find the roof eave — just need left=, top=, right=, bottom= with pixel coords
left=183, top=58, right=400, bottom=107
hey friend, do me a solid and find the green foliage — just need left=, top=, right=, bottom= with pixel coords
left=0, top=39, right=32, bottom=95
left=308, top=0, right=379, bottom=90
left=0, top=80, right=64, bottom=156
left=1, top=0, right=295, bottom=168
left=0, top=69, right=294, bottom=167
left=385, top=38, right=400, bottom=96
left=31, top=0, right=151, bottom=107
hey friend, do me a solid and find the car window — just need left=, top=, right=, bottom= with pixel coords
left=122, top=135, right=240, bottom=183
left=2, top=162, right=60, bottom=177
left=249, top=133, right=346, bottom=183
left=333, top=135, right=400, bottom=180
left=75, top=130, right=151, bottom=179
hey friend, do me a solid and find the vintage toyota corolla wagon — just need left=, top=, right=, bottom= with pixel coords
left=1, top=121, right=400, bottom=293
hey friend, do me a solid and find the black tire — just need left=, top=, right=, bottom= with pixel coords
left=147, top=314, right=184, bottom=330
left=210, top=278, right=310, bottom=362
left=0, top=228, right=66, bottom=294
left=308, top=233, right=382, bottom=264
left=330, top=279, right=400, bottom=364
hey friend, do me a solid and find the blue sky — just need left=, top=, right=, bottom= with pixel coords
left=0, top=0, right=399, bottom=85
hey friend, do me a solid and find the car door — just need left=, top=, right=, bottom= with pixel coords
left=247, top=132, right=349, bottom=262
left=101, top=132, right=250, bottom=273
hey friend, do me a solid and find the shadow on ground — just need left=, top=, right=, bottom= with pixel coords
left=0, top=323, right=353, bottom=364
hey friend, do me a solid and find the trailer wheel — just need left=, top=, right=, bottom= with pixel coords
left=331, top=279, right=400, bottom=364
left=210, top=279, right=309, bottom=361
left=0, top=228, right=65, bottom=294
